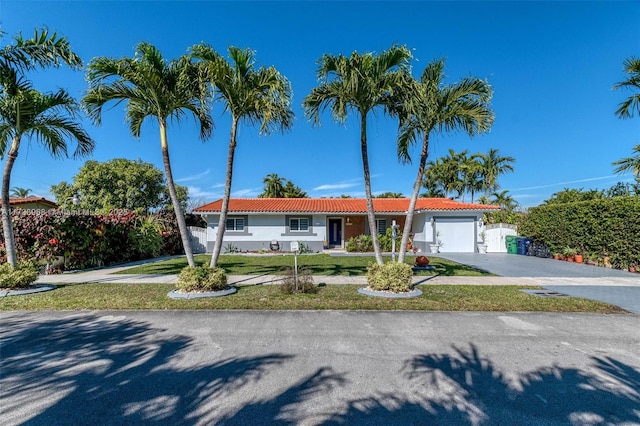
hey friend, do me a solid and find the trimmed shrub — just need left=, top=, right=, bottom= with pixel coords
left=346, top=227, right=402, bottom=252
left=367, top=262, right=413, bottom=293
left=280, top=267, right=317, bottom=294
left=0, top=262, right=39, bottom=289
left=519, top=196, right=640, bottom=268
left=176, top=266, right=227, bottom=292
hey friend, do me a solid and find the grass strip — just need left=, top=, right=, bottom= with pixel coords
left=0, top=283, right=625, bottom=313
left=116, top=254, right=494, bottom=277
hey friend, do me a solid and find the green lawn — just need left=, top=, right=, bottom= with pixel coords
left=0, top=283, right=625, bottom=313
left=117, top=254, right=494, bottom=276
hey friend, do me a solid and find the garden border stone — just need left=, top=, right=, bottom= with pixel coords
left=0, top=284, right=57, bottom=297
left=358, top=287, right=422, bottom=299
left=167, top=287, right=237, bottom=299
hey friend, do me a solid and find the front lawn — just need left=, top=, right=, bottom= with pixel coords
left=0, top=283, right=625, bottom=313
left=117, top=254, right=493, bottom=276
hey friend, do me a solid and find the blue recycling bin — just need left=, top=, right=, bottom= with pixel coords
left=516, top=237, right=532, bottom=255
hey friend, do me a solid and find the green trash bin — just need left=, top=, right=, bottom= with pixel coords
left=505, top=235, right=518, bottom=254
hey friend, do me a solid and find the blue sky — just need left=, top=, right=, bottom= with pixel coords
left=2, top=1, right=639, bottom=208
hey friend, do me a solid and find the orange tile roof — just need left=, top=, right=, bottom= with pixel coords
left=0, top=197, right=58, bottom=208
left=194, top=198, right=499, bottom=213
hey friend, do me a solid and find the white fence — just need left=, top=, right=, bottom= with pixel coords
left=188, top=226, right=207, bottom=253
left=485, top=223, right=517, bottom=253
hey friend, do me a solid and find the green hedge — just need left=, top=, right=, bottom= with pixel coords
left=0, top=209, right=183, bottom=270
left=519, top=197, right=640, bottom=268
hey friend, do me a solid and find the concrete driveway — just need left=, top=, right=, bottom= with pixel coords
left=435, top=253, right=640, bottom=314
left=1, top=310, right=639, bottom=425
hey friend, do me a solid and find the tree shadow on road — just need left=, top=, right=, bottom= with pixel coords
left=324, top=343, right=640, bottom=425
left=0, top=314, right=292, bottom=425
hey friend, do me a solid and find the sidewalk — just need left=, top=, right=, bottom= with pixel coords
left=35, top=266, right=640, bottom=287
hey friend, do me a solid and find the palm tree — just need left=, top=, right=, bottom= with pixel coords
left=83, top=42, right=213, bottom=268
left=9, top=187, right=32, bottom=197
left=396, top=59, right=494, bottom=262
left=0, top=28, right=81, bottom=74
left=613, top=57, right=640, bottom=119
left=376, top=192, right=405, bottom=198
left=612, top=144, right=640, bottom=176
left=492, top=190, right=518, bottom=212
left=191, top=46, right=294, bottom=267
left=303, top=45, right=412, bottom=265
left=0, top=29, right=85, bottom=268
left=1, top=76, right=94, bottom=267
left=259, top=173, right=286, bottom=198
left=477, top=148, right=515, bottom=198
left=464, top=154, right=485, bottom=203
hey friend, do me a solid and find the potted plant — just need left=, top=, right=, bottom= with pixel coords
left=429, top=231, right=441, bottom=254
left=477, top=230, right=488, bottom=254
left=562, top=246, right=576, bottom=262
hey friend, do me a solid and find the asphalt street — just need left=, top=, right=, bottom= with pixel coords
left=1, top=311, right=639, bottom=425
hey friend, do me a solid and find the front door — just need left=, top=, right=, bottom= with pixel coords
left=328, top=218, right=342, bottom=246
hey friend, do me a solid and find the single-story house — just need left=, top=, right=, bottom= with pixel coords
left=1, top=197, right=58, bottom=210
left=194, top=198, right=500, bottom=253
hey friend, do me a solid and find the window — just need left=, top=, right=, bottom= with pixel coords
left=289, top=217, right=309, bottom=232
left=226, top=217, right=244, bottom=232
left=375, top=219, right=387, bottom=235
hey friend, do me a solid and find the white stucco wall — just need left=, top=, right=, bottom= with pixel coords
left=204, top=213, right=327, bottom=251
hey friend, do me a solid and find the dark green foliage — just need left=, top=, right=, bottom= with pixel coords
left=176, top=266, right=227, bottom=292
left=366, top=262, right=413, bottom=292
left=346, top=227, right=402, bottom=252
left=519, top=197, right=640, bottom=267
left=50, top=159, right=189, bottom=213
left=279, top=267, right=317, bottom=294
left=0, top=262, right=39, bottom=288
left=0, top=209, right=183, bottom=270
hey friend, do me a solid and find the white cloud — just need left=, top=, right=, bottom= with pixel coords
left=313, top=182, right=359, bottom=191
left=176, top=169, right=211, bottom=183
left=231, top=188, right=261, bottom=197
left=510, top=174, right=620, bottom=192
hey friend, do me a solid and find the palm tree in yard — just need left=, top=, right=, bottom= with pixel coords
left=303, top=45, right=413, bottom=265
left=612, top=144, right=640, bottom=177
left=1, top=76, right=94, bottom=267
left=613, top=57, right=640, bottom=119
left=1, top=29, right=89, bottom=268
left=0, top=28, right=81, bottom=74
left=477, top=148, right=515, bottom=198
left=492, top=189, right=518, bottom=212
left=10, top=187, right=32, bottom=197
left=259, top=173, right=287, bottom=198
left=83, top=42, right=213, bottom=268
left=191, top=45, right=294, bottom=268
left=396, top=59, right=494, bottom=262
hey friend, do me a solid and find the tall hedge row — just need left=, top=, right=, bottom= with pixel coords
left=519, top=197, right=640, bottom=267
left=0, top=209, right=183, bottom=271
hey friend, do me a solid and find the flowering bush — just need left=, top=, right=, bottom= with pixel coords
left=0, top=209, right=183, bottom=269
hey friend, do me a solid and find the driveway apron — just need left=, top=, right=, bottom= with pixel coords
left=434, top=253, right=640, bottom=313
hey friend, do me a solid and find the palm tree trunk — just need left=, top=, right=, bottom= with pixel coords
left=210, top=117, right=238, bottom=267
left=1, top=137, right=20, bottom=267
left=398, top=133, right=429, bottom=263
left=159, top=121, right=195, bottom=267
left=360, top=113, right=383, bottom=265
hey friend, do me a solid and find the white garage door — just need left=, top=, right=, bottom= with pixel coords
left=436, top=217, right=475, bottom=252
